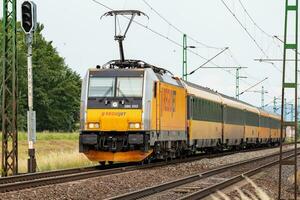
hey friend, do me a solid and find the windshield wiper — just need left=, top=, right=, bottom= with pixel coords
left=101, top=87, right=113, bottom=99
left=116, top=88, right=131, bottom=102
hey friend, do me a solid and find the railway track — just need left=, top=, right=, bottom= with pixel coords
left=0, top=145, right=294, bottom=193
left=109, top=148, right=299, bottom=200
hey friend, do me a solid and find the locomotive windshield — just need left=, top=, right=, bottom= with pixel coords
left=89, top=77, right=115, bottom=97
left=116, top=77, right=143, bottom=97
left=88, top=76, right=143, bottom=97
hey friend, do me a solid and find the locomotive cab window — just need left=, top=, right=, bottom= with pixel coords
left=88, top=77, right=115, bottom=97
left=116, top=77, right=143, bottom=97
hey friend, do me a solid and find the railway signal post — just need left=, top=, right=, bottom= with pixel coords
left=21, top=0, right=37, bottom=173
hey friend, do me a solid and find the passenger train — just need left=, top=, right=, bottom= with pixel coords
left=79, top=59, right=283, bottom=164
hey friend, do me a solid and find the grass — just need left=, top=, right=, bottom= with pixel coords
left=0, top=132, right=96, bottom=173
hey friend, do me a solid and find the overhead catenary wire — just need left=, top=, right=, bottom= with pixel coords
left=228, top=50, right=282, bottom=99
left=237, top=0, right=273, bottom=38
left=237, top=0, right=284, bottom=56
left=239, top=77, right=268, bottom=96
left=189, top=47, right=229, bottom=75
left=274, top=35, right=300, bottom=56
left=91, top=0, right=240, bottom=77
left=220, top=0, right=282, bottom=73
left=220, top=0, right=269, bottom=58
left=91, top=0, right=276, bottom=106
left=142, top=0, right=223, bottom=50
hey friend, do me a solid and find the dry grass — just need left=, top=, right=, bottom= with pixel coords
left=0, top=132, right=96, bottom=173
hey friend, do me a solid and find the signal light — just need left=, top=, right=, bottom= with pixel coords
left=21, top=1, right=37, bottom=34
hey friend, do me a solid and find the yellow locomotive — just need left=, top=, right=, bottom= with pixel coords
left=79, top=60, right=283, bottom=164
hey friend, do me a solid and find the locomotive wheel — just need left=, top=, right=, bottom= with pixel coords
left=108, top=161, right=114, bottom=165
left=99, top=161, right=106, bottom=166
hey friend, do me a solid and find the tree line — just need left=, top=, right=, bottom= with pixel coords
left=0, top=22, right=82, bottom=132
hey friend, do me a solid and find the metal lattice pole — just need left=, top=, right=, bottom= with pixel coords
left=1, top=0, right=18, bottom=176
left=278, top=0, right=298, bottom=199
left=182, top=34, right=187, bottom=81
left=274, top=96, right=278, bottom=113
left=236, top=68, right=240, bottom=99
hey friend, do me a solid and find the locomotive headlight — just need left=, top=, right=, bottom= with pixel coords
left=129, top=122, right=141, bottom=129
left=88, top=122, right=100, bottom=129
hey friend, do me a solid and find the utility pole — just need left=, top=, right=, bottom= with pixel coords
left=236, top=67, right=247, bottom=100
left=273, top=97, right=278, bottom=113
left=273, top=97, right=280, bottom=113
left=182, top=34, right=196, bottom=81
left=261, top=86, right=268, bottom=109
left=183, top=34, right=187, bottom=81
left=21, top=1, right=37, bottom=173
left=278, top=1, right=298, bottom=199
left=2, top=0, right=18, bottom=176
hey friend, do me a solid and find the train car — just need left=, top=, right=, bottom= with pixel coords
left=183, top=82, right=223, bottom=152
left=220, top=95, right=259, bottom=147
left=269, top=113, right=281, bottom=144
left=258, top=109, right=271, bottom=144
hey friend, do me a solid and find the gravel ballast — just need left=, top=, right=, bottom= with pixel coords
left=0, top=146, right=293, bottom=200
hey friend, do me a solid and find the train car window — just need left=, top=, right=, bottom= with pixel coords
left=116, top=77, right=143, bottom=97
left=88, top=77, right=115, bottom=97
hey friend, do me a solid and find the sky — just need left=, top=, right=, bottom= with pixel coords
left=1, top=0, right=291, bottom=109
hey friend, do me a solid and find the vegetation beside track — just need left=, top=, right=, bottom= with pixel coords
left=0, top=132, right=95, bottom=173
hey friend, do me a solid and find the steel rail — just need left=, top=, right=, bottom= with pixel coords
left=108, top=148, right=298, bottom=200
left=0, top=145, right=277, bottom=185
left=0, top=144, right=295, bottom=193
left=0, top=166, right=99, bottom=185
left=178, top=153, right=299, bottom=200
left=0, top=150, right=242, bottom=193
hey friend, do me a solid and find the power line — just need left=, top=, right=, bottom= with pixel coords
left=237, top=0, right=273, bottom=38
left=189, top=47, right=229, bottom=75
left=91, top=0, right=277, bottom=107
left=220, top=0, right=282, bottom=73
left=237, top=0, right=287, bottom=59
left=91, top=0, right=238, bottom=76
left=239, top=77, right=268, bottom=96
left=142, top=0, right=223, bottom=50
left=220, top=0, right=268, bottom=57
left=91, top=0, right=111, bottom=10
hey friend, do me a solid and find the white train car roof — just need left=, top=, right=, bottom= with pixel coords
left=258, top=108, right=281, bottom=120
left=258, top=109, right=270, bottom=117
left=269, top=112, right=281, bottom=120
left=182, top=81, right=222, bottom=104
left=220, top=94, right=260, bottom=114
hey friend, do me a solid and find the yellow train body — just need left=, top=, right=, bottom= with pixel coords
left=86, top=109, right=142, bottom=132
left=150, top=82, right=186, bottom=132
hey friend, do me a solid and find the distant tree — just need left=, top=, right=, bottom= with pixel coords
left=0, top=22, right=81, bottom=132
